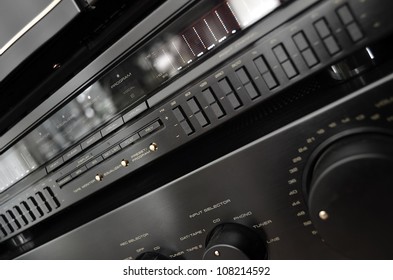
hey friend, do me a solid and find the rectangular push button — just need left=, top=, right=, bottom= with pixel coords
left=324, top=36, right=341, bottom=55
left=227, top=93, right=241, bottom=109
left=314, top=19, right=331, bottom=38
left=273, top=44, right=289, bottom=63
left=282, top=61, right=298, bottom=79
left=63, top=145, right=82, bottom=162
left=244, top=83, right=259, bottom=100
left=46, top=157, right=64, bottom=173
left=253, top=57, right=269, bottom=74
left=120, top=134, right=140, bottom=148
left=123, top=102, right=148, bottom=123
left=218, top=78, right=233, bottom=94
left=337, top=5, right=354, bottom=25
left=101, top=118, right=124, bottom=137
left=210, top=103, right=224, bottom=118
left=180, top=120, right=194, bottom=135
left=172, top=107, right=185, bottom=122
left=262, top=72, right=278, bottom=89
left=139, top=121, right=161, bottom=137
left=85, top=156, right=103, bottom=169
left=346, top=22, right=363, bottom=42
left=187, top=98, right=200, bottom=114
left=235, top=67, right=250, bottom=84
left=202, top=88, right=216, bottom=104
left=293, top=32, right=309, bottom=51
left=302, top=49, right=319, bottom=67
left=81, top=132, right=102, bottom=150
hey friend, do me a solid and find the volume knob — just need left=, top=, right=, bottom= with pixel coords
left=307, top=133, right=393, bottom=259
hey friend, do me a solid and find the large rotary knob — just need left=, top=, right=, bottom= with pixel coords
left=307, top=133, right=393, bottom=259
left=203, top=223, right=267, bottom=260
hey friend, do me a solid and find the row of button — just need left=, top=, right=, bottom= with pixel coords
left=56, top=120, right=162, bottom=187
left=46, top=102, right=148, bottom=174
left=173, top=57, right=282, bottom=135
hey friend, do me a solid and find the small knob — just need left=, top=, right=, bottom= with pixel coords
left=95, top=174, right=103, bottom=182
left=203, top=223, right=267, bottom=260
left=121, top=159, right=129, bottom=167
left=149, top=143, right=158, bottom=152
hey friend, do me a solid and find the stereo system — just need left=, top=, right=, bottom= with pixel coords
left=0, top=0, right=393, bottom=259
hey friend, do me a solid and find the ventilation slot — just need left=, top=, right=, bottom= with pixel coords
left=13, top=206, right=29, bottom=226
left=0, top=214, right=14, bottom=233
left=43, top=187, right=61, bottom=209
left=6, top=210, right=21, bottom=230
left=20, top=201, right=36, bottom=222
left=27, top=197, right=44, bottom=218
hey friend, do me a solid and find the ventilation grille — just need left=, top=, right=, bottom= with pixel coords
left=0, top=187, right=60, bottom=241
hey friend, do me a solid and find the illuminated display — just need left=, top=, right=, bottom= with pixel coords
left=0, top=0, right=284, bottom=193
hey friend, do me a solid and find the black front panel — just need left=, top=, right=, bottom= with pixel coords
left=1, top=0, right=393, bottom=259
left=19, top=73, right=393, bottom=259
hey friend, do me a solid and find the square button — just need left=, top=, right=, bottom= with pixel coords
left=273, top=44, right=289, bottom=63
left=187, top=98, right=200, bottom=114
left=314, top=19, right=331, bottom=38
left=210, top=103, right=225, bottom=118
left=235, top=67, right=250, bottom=85
left=337, top=5, right=354, bottom=25
left=302, top=49, right=319, bottom=67
left=262, top=72, right=278, bottom=89
left=293, top=32, right=309, bottom=51
left=346, top=22, right=363, bottom=42
left=244, top=83, right=259, bottom=100
left=195, top=112, right=209, bottom=127
left=202, top=88, right=216, bottom=104
left=227, top=93, right=241, bottom=109
left=254, top=56, right=269, bottom=74
left=281, top=61, right=298, bottom=79
left=172, top=107, right=185, bottom=122
left=218, top=78, right=233, bottom=95
left=324, top=36, right=341, bottom=55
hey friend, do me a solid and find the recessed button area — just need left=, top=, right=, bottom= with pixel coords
left=202, top=88, right=225, bottom=118
left=253, top=56, right=278, bottom=89
left=292, top=32, right=319, bottom=68
left=235, top=67, right=260, bottom=100
left=273, top=44, right=298, bottom=79
left=314, top=18, right=341, bottom=55
left=187, top=97, right=209, bottom=127
left=218, top=78, right=242, bottom=109
left=173, top=106, right=194, bottom=135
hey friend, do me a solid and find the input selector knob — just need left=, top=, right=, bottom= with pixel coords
left=203, top=223, right=267, bottom=260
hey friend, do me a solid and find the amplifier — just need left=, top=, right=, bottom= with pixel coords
left=0, top=0, right=393, bottom=259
